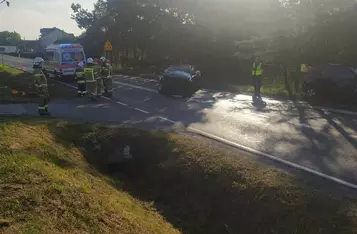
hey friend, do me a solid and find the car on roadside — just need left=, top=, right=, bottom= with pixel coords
left=302, top=64, right=357, bottom=104
left=157, top=65, right=202, bottom=97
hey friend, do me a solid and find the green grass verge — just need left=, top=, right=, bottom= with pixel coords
left=0, top=64, right=25, bottom=75
left=0, top=64, right=77, bottom=103
left=0, top=118, right=178, bottom=234
left=0, top=117, right=357, bottom=233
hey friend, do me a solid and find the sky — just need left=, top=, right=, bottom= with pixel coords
left=0, top=0, right=95, bottom=40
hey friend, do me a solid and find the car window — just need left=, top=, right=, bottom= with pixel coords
left=322, top=65, right=356, bottom=81
left=166, top=65, right=194, bottom=74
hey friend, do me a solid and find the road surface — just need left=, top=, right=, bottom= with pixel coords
left=3, top=55, right=357, bottom=186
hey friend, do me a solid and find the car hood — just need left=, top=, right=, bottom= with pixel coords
left=164, top=70, right=192, bottom=80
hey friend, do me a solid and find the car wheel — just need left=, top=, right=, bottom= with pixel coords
left=306, top=87, right=316, bottom=97
left=303, top=83, right=320, bottom=103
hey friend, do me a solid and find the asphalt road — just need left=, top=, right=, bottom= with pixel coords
left=3, top=55, right=357, bottom=187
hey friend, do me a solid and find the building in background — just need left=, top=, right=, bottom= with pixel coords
left=39, top=27, right=75, bottom=49
left=0, top=45, right=18, bottom=53
left=20, top=40, right=38, bottom=53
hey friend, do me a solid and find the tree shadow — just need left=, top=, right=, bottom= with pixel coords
left=65, top=125, right=357, bottom=234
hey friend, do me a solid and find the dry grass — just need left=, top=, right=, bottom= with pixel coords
left=1, top=117, right=357, bottom=234
left=0, top=118, right=179, bottom=234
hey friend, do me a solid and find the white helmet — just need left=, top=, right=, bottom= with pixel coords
left=100, top=56, right=106, bottom=62
left=87, top=58, right=94, bottom=64
left=33, top=57, right=44, bottom=68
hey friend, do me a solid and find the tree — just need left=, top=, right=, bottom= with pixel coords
left=0, top=31, right=22, bottom=46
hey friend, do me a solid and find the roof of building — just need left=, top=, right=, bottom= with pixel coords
left=40, top=27, right=74, bottom=38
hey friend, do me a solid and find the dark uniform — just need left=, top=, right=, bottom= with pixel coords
left=75, top=64, right=87, bottom=96
left=84, top=63, right=98, bottom=101
left=101, top=61, right=113, bottom=97
left=33, top=68, right=50, bottom=115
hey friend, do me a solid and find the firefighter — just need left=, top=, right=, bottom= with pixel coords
left=33, top=59, right=50, bottom=115
left=294, top=63, right=311, bottom=92
left=75, top=61, right=87, bottom=96
left=252, top=57, right=264, bottom=103
left=84, top=58, right=98, bottom=101
left=95, top=57, right=104, bottom=98
left=100, top=57, right=113, bottom=97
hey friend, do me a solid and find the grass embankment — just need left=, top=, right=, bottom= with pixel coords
left=0, top=64, right=77, bottom=103
left=1, top=118, right=357, bottom=233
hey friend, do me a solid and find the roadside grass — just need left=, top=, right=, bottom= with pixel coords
left=0, top=64, right=77, bottom=103
left=1, top=117, right=357, bottom=233
left=0, top=117, right=178, bottom=234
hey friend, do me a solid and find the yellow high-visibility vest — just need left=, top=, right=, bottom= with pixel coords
left=252, top=62, right=262, bottom=76
left=84, top=68, right=95, bottom=82
left=301, top=64, right=309, bottom=73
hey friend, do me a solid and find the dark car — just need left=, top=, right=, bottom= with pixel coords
left=157, top=65, right=201, bottom=97
left=302, top=64, right=357, bottom=103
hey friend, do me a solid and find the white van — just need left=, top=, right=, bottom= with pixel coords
left=43, top=43, right=86, bottom=79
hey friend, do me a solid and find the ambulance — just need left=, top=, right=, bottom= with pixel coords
left=43, top=43, right=86, bottom=79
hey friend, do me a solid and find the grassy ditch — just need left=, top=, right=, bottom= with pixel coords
left=0, top=117, right=357, bottom=233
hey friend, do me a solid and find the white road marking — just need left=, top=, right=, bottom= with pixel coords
left=113, top=81, right=157, bottom=93
left=116, top=101, right=128, bottom=106
left=101, top=96, right=111, bottom=101
left=252, top=113, right=269, bottom=119
left=158, top=116, right=176, bottom=124
left=134, top=108, right=149, bottom=114
left=52, top=80, right=77, bottom=89
left=144, top=97, right=152, bottom=102
left=188, top=127, right=357, bottom=190
left=142, top=79, right=155, bottom=84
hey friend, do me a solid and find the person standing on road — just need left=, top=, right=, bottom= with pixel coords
left=93, top=59, right=103, bottom=99
left=100, top=57, right=113, bottom=97
left=252, top=57, right=264, bottom=102
left=33, top=59, right=50, bottom=116
left=294, top=63, right=310, bottom=93
left=75, top=61, right=87, bottom=96
left=84, top=58, right=98, bottom=101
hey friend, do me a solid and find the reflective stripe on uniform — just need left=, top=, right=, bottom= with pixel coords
left=77, top=80, right=86, bottom=84
left=38, top=106, right=46, bottom=110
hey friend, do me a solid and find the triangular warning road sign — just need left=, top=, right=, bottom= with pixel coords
left=104, top=40, right=113, bottom=51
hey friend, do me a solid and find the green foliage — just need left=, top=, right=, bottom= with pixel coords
left=0, top=31, right=22, bottom=46
left=70, top=0, right=357, bottom=88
